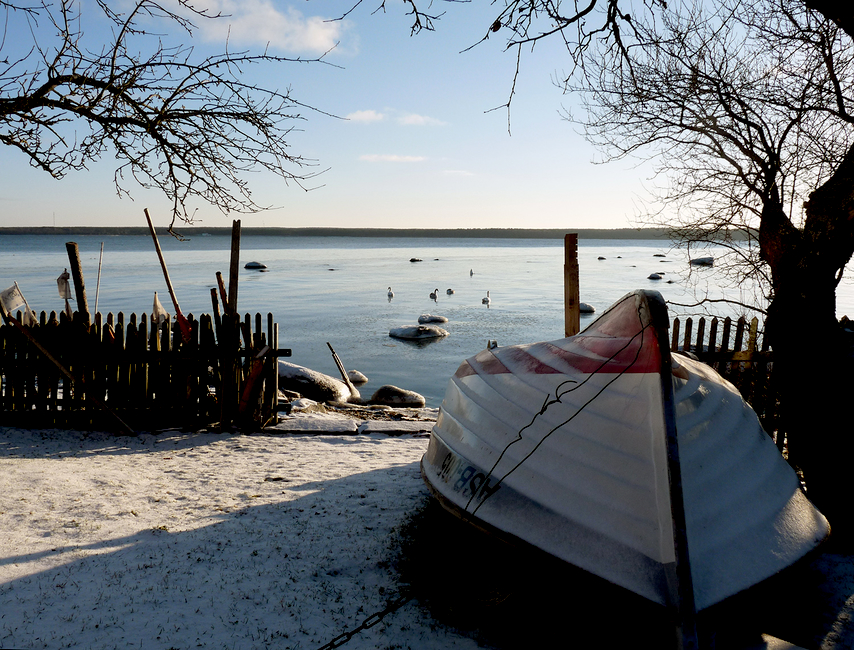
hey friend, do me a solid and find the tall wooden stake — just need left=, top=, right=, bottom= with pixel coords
left=220, top=219, right=242, bottom=430
left=144, top=209, right=192, bottom=342
left=564, top=233, right=580, bottom=337
left=94, top=242, right=104, bottom=315
left=228, top=219, right=241, bottom=314
left=65, top=242, right=90, bottom=324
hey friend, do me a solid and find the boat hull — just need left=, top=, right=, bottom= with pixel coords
left=421, top=290, right=828, bottom=610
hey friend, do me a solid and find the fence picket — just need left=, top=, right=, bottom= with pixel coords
left=671, top=318, right=681, bottom=352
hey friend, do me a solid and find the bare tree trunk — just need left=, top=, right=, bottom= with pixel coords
left=761, top=146, right=854, bottom=532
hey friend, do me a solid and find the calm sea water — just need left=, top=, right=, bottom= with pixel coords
left=2, top=233, right=852, bottom=407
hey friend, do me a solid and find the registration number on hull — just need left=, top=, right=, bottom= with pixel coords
left=426, top=437, right=500, bottom=505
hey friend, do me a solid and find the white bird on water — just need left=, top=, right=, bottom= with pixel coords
left=387, top=286, right=394, bottom=298
left=430, top=288, right=439, bottom=300
left=482, top=290, right=491, bottom=305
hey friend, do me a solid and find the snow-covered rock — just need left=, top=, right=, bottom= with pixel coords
left=347, top=369, right=369, bottom=385
left=418, top=314, right=449, bottom=324
left=690, top=256, right=714, bottom=267
left=370, top=385, right=426, bottom=407
left=389, top=324, right=449, bottom=340
left=278, top=360, right=351, bottom=403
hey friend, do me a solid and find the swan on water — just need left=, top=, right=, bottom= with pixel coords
left=430, top=288, right=439, bottom=300
left=482, top=291, right=491, bottom=305
left=446, top=288, right=455, bottom=295
left=388, top=286, right=394, bottom=298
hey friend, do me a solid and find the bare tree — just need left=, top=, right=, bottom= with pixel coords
left=344, top=0, right=854, bottom=521
left=557, top=0, right=854, bottom=520
left=0, top=0, right=331, bottom=231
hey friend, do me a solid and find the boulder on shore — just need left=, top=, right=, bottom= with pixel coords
left=278, top=361, right=352, bottom=403
left=370, top=385, right=426, bottom=408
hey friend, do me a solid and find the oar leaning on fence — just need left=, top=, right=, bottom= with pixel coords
left=144, top=208, right=193, bottom=344
left=0, top=303, right=136, bottom=435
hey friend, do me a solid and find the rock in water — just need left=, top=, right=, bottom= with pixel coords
left=278, top=361, right=351, bottom=403
left=348, top=369, right=369, bottom=385
left=370, top=385, right=426, bottom=407
left=418, top=314, right=449, bottom=324
left=690, top=256, right=714, bottom=267
left=389, top=324, right=449, bottom=340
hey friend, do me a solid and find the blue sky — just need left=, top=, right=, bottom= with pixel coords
left=0, top=0, right=651, bottom=230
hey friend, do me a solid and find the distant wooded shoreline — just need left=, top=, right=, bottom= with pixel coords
left=0, top=226, right=748, bottom=240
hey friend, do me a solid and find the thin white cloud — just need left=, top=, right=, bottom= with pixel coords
left=442, top=169, right=475, bottom=177
left=196, top=1, right=343, bottom=54
left=346, top=110, right=386, bottom=123
left=397, top=113, right=446, bottom=126
left=359, top=155, right=426, bottom=163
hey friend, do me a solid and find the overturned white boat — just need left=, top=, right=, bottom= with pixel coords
left=422, top=290, right=828, bottom=616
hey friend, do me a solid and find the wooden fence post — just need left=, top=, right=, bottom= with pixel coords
left=228, top=220, right=241, bottom=314
left=564, top=233, right=580, bottom=337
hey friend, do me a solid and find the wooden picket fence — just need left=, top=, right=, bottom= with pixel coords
left=0, top=306, right=776, bottom=441
left=0, top=309, right=284, bottom=433
left=670, top=314, right=782, bottom=449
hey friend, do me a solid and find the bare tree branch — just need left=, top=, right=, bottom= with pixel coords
left=0, top=0, right=338, bottom=229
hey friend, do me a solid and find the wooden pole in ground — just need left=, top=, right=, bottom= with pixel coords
left=65, top=242, right=90, bottom=324
left=327, top=342, right=360, bottom=401
left=143, top=209, right=192, bottom=342
left=94, top=242, right=104, bottom=315
left=219, top=220, right=242, bottom=430
left=216, top=272, right=229, bottom=314
left=227, top=220, right=241, bottom=314
left=564, top=233, right=580, bottom=337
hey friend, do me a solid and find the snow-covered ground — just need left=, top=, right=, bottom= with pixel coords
left=2, top=409, right=854, bottom=650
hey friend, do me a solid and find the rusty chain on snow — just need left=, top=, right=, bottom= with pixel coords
left=315, top=593, right=413, bottom=650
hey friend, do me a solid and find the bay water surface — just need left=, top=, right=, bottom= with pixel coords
left=2, top=233, right=851, bottom=408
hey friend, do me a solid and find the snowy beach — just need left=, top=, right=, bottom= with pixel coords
left=0, top=415, right=479, bottom=650
left=3, top=413, right=854, bottom=649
